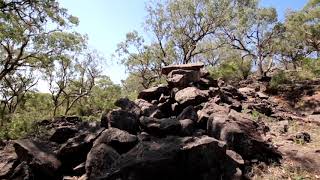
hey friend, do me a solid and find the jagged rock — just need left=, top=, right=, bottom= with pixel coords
left=197, top=77, right=218, bottom=89
left=200, top=68, right=210, bottom=77
left=226, top=150, right=244, bottom=165
left=156, top=98, right=173, bottom=117
left=177, top=105, right=198, bottom=122
left=115, top=97, right=141, bottom=116
left=167, top=69, right=200, bottom=88
left=221, top=85, right=246, bottom=101
left=175, top=87, right=209, bottom=107
left=161, top=63, right=204, bottom=75
left=137, top=132, right=151, bottom=141
left=179, top=119, right=195, bottom=136
left=8, top=162, right=34, bottom=180
left=73, top=162, right=85, bottom=176
left=101, top=136, right=240, bottom=180
left=134, top=99, right=156, bottom=116
left=100, top=111, right=109, bottom=128
left=248, top=100, right=273, bottom=116
left=57, top=130, right=103, bottom=172
left=139, top=116, right=181, bottom=137
left=93, top=128, right=138, bottom=154
left=107, top=109, right=139, bottom=134
left=207, top=110, right=281, bottom=163
left=238, top=87, right=256, bottom=97
left=197, top=100, right=230, bottom=128
left=137, top=84, right=169, bottom=102
left=85, top=144, right=120, bottom=179
left=293, top=132, right=311, bottom=143
left=0, top=143, right=18, bottom=179
left=13, top=139, right=62, bottom=179
left=256, top=92, right=269, bottom=99
left=49, top=126, right=78, bottom=144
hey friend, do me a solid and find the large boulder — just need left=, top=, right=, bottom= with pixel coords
left=115, top=97, right=141, bottom=116
left=161, top=63, right=204, bottom=75
left=107, top=109, right=139, bottom=134
left=93, top=128, right=138, bottom=154
left=175, top=87, right=209, bottom=107
left=167, top=69, right=201, bottom=88
left=13, top=139, right=62, bottom=179
left=135, top=99, right=157, bottom=117
left=139, top=116, right=181, bottom=137
left=197, top=100, right=230, bottom=128
left=177, top=106, right=198, bottom=122
left=85, top=144, right=120, bottom=179
left=101, top=136, right=240, bottom=180
left=57, top=130, right=103, bottom=172
left=49, top=126, right=78, bottom=144
left=0, top=143, right=18, bottom=179
left=207, top=110, right=281, bottom=163
left=137, top=84, right=170, bottom=102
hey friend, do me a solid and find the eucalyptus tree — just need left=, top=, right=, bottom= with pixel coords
left=0, top=0, right=85, bottom=81
left=284, top=0, right=320, bottom=57
left=223, top=0, right=283, bottom=77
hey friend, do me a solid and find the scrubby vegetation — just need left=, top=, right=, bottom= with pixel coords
left=0, top=0, right=319, bottom=141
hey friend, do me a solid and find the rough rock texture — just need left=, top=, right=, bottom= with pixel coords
left=175, top=87, right=209, bottom=107
left=138, top=84, right=169, bottom=102
left=0, top=64, right=290, bottom=179
left=161, top=63, right=204, bottom=75
left=101, top=136, right=239, bottom=180
left=14, top=139, right=62, bottom=179
left=107, top=109, right=139, bottom=134
left=93, top=128, right=138, bottom=154
left=85, top=144, right=120, bottom=179
left=167, top=69, right=200, bottom=88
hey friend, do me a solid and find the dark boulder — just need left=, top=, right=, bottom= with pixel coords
left=57, top=130, right=103, bottom=172
left=115, top=97, right=141, bottom=116
left=175, top=87, right=209, bottom=107
left=197, top=100, right=230, bottom=128
left=177, top=105, right=198, bottom=122
left=101, top=136, right=240, bottom=180
left=93, top=128, right=138, bottom=154
left=0, top=143, right=18, bottom=179
left=13, top=139, right=62, bottom=179
left=167, top=69, right=200, bottom=88
left=107, top=109, right=139, bottom=134
left=49, top=126, right=78, bottom=144
left=85, top=144, right=120, bottom=179
left=207, top=110, right=281, bottom=163
left=138, top=84, right=169, bottom=102
left=139, top=116, right=181, bottom=137
left=134, top=99, right=156, bottom=116
left=179, top=119, right=195, bottom=136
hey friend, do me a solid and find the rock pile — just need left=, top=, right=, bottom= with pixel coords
left=0, top=63, right=284, bottom=180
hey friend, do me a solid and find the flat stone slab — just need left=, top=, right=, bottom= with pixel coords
left=161, top=63, right=204, bottom=75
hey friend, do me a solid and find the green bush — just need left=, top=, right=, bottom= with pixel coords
left=269, top=70, right=289, bottom=89
left=208, top=59, right=252, bottom=82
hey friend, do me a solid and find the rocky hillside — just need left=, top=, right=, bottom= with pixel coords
left=1, top=63, right=319, bottom=180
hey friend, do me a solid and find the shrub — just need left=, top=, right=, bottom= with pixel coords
left=208, top=59, right=252, bottom=82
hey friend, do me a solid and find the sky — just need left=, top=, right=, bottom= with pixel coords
left=57, top=0, right=308, bottom=85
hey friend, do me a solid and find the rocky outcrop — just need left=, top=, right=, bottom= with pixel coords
left=0, top=63, right=288, bottom=179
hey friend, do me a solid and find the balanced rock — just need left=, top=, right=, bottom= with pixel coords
left=161, top=63, right=204, bottom=75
